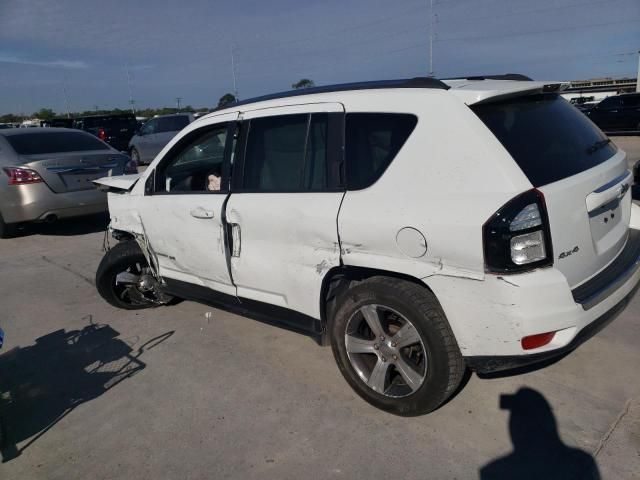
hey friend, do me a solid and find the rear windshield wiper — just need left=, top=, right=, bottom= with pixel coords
left=586, top=138, right=611, bottom=154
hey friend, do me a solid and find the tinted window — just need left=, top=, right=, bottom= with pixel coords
left=82, top=116, right=137, bottom=129
left=140, top=119, right=158, bottom=135
left=622, top=95, right=640, bottom=107
left=345, top=113, right=417, bottom=190
left=242, top=113, right=329, bottom=191
left=158, top=116, right=190, bottom=133
left=5, top=131, right=110, bottom=155
left=159, top=125, right=227, bottom=193
left=304, top=114, right=329, bottom=190
left=598, top=97, right=621, bottom=109
left=473, top=94, right=617, bottom=187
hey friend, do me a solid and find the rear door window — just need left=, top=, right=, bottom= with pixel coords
left=241, top=113, right=331, bottom=191
left=472, top=94, right=617, bottom=187
left=6, top=131, right=111, bottom=154
left=345, top=113, right=417, bottom=190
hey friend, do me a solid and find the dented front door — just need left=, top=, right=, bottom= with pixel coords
left=136, top=113, right=239, bottom=296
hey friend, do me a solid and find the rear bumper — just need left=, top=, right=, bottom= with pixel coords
left=465, top=280, right=638, bottom=374
left=0, top=182, right=107, bottom=223
left=426, top=228, right=640, bottom=365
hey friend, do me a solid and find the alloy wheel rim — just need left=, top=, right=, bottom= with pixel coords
left=345, top=304, right=427, bottom=398
left=113, top=262, right=158, bottom=306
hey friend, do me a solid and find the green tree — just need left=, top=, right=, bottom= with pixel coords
left=291, top=78, right=315, bottom=89
left=0, top=113, right=21, bottom=123
left=218, top=93, right=237, bottom=108
left=34, top=108, right=56, bottom=120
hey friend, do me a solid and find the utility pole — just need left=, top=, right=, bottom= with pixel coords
left=230, top=43, right=239, bottom=100
left=126, top=63, right=136, bottom=114
left=62, top=74, right=71, bottom=118
left=94, top=105, right=99, bottom=112
left=175, top=97, right=182, bottom=111
left=636, top=50, right=640, bottom=92
left=429, top=0, right=437, bottom=77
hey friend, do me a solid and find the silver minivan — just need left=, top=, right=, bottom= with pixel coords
left=128, top=113, right=194, bottom=165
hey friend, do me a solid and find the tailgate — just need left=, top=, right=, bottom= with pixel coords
left=541, top=155, right=632, bottom=287
left=22, top=152, right=128, bottom=193
left=472, top=92, right=633, bottom=288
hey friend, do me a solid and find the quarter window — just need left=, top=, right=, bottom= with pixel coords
left=345, top=113, right=417, bottom=190
left=242, top=113, right=330, bottom=191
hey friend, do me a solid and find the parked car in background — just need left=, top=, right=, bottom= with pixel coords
left=585, top=93, right=640, bottom=133
left=0, top=128, right=137, bottom=238
left=94, top=77, right=639, bottom=416
left=128, top=113, right=193, bottom=165
left=73, top=113, right=138, bottom=151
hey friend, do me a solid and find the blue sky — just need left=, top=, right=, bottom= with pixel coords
left=0, top=0, right=638, bottom=115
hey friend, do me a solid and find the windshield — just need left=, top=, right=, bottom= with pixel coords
left=472, top=94, right=617, bottom=187
left=5, top=131, right=111, bottom=155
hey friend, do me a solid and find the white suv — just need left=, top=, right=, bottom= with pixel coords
left=94, top=76, right=640, bottom=416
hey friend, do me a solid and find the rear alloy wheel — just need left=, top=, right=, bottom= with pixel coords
left=96, top=241, right=172, bottom=310
left=345, top=304, right=427, bottom=398
left=130, top=147, right=142, bottom=166
left=331, top=277, right=465, bottom=416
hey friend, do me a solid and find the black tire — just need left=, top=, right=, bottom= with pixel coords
left=330, top=276, right=465, bottom=416
left=130, top=147, right=142, bottom=166
left=96, top=240, right=162, bottom=310
left=0, top=213, right=17, bottom=239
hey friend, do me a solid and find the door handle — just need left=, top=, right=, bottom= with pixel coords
left=231, top=223, right=241, bottom=257
left=190, top=207, right=214, bottom=219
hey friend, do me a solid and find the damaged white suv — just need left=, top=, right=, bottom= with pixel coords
left=95, top=76, right=640, bottom=416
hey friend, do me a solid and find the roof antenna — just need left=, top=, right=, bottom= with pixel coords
left=429, top=0, right=437, bottom=77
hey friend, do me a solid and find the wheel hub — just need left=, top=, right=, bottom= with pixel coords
left=344, top=304, right=427, bottom=398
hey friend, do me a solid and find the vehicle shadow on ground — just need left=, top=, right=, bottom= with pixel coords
left=479, top=387, right=600, bottom=480
left=17, top=213, right=109, bottom=237
left=0, top=320, right=173, bottom=463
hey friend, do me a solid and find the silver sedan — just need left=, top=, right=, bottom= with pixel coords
left=0, top=128, right=137, bottom=238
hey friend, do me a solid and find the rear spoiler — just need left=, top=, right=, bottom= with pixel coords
left=443, top=79, right=570, bottom=105
left=473, top=82, right=570, bottom=105
left=93, top=173, right=140, bottom=193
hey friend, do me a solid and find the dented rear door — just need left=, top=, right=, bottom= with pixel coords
left=225, top=103, right=345, bottom=321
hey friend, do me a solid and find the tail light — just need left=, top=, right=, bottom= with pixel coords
left=483, top=189, right=553, bottom=273
left=3, top=167, right=44, bottom=185
left=98, top=128, right=107, bottom=141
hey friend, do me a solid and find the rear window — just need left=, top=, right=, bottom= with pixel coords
left=81, top=116, right=137, bottom=129
left=5, top=132, right=111, bottom=155
left=472, top=94, right=617, bottom=187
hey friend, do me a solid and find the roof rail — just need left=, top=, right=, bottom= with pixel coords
left=443, top=74, right=533, bottom=81
left=215, top=77, right=449, bottom=111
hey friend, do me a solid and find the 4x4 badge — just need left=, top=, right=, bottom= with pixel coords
left=558, top=246, right=579, bottom=259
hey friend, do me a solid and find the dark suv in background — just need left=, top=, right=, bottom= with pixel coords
left=585, top=93, right=640, bottom=133
left=73, top=113, right=138, bottom=151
